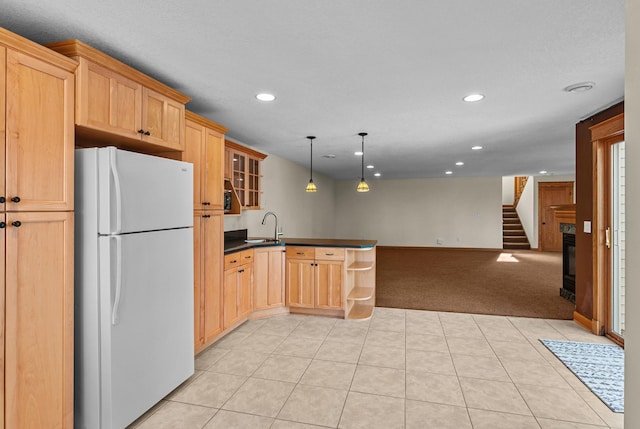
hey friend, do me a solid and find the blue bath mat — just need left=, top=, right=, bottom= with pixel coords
left=540, top=339, right=624, bottom=413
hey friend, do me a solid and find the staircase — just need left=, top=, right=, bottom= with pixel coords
left=503, top=205, right=530, bottom=250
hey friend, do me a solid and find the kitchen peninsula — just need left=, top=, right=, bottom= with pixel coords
left=214, top=232, right=377, bottom=352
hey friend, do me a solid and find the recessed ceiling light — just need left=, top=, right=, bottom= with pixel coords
left=539, top=170, right=548, bottom=174
left=354, top=151, right=363, bottom=156
left=471, top=146, right=483, bottom=150
left=256, top=93, right=276, bottom=101
left=374, top=172, right=381, bottom=177
left=445, top=171, right=453, bottom=175
left=322, top=154, right=336, bottom=159
left=455, top=161, right=464, bottom=166
left=564, top=82, right=595, bottom=93
left=367, top=165, right=375, bottom=169
left=463, top=93, right=484, bottom=102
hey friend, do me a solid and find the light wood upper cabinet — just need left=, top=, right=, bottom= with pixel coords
left=4, top=48, right=75, bottom=212
left=142, top=87, right=184, bottom=151
left=46, top=39, right=190, bottom=153
left=4, top=211, right=74, bottom=429
left=77, top=59, right=142, bottom=140
left=184, top=111, right=227, bottom=211
left=254, top=246, right=286, bottom=311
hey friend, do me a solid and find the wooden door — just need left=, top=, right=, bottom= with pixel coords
left=204, top=129, right=225, bottom=210
left=254, top=247, right=285, bottom=310
left=5, top=211, right=73, bottom=429
left=5, top=49, right=74, bottom=212
left=238, top=264, right=253, bottom=319
left=76, top=58, right=142, bottom=139
left=0, top=213, right=5, bottom=428
left=223, top=267, right=239, bottom=329
left=316, top=260, right=344, bottom=310
left=184, top=120, right=205, bottom=209
left=142, top=87, right=185, bottom=151
left=538, top=182, right=573, bottom=251
left=193, top=213, right=204, bottom=350
left=286, top=259, right=314, bottom=308
left=1, top=46, right=5, bottom=213
left=203, top=213, right=223, bottom=342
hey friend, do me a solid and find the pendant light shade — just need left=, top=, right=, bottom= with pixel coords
left=356, top=132, right=370, bottom=192
left=305, top=136, right=317, bottom=193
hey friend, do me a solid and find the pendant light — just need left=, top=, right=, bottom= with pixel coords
left=305, top=136, right=318, bottom=192
left=356, top=132, right=370, bottom=192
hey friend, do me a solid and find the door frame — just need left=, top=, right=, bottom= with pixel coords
left=591, top=113, right=624, bottom=343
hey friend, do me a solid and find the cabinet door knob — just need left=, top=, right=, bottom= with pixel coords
left=203, top=202, right=210, bottom=206
left=325, top=253, right=334, bottom=256
left=138, top=129, right=145, bottom=134
left=10, top=196, right=20, bottom=203
left=0, top=197, right=5, bottom=203
left=144, top=131, right=151, bottom=136
left=297, top=252, right=305, bottom=255
left=231, top=260, right=237, bottom=264
left=0, top=222, right=5, bottom=228
left=12, top=221, right=22, bottom=227
left=238, top=269, right=244, bottom=273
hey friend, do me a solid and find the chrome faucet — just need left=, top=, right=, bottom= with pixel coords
left=261, top=211, right=283, bottom=242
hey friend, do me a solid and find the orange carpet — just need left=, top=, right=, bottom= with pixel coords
left=376, top=247, right=575, bottom=319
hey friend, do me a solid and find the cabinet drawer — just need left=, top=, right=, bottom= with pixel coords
left=286, top=247, right=315, bottom=259
left=224, top=252, right=241, bottom=270
left=239, top=249, right=254, bottom=265
left=315, top=247, right=345, bottom=261
left=225, top=249, right=254, bottom=270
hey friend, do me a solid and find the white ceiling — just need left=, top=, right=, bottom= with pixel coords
left=1, top=1, right=625, bottom=180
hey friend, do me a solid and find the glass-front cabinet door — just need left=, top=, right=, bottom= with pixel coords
left=225, top=142, right=266, bottom=211
left=247, top=157, right=260, bottom=208
left=231, top=150, right=246, bottom=206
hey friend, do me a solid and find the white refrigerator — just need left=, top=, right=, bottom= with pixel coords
left=75, top=147, right=194, bottom=429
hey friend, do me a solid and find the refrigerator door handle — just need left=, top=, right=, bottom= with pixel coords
left=112, top=235, right=123, bottom=325
left=110, top=149, right=123, bottom=234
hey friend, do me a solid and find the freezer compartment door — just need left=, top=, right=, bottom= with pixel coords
left=93, top=147, right=193, bottom=234
left=98, top=228, right=194, bottom=429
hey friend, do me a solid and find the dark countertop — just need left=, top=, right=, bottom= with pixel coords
left=224, top=237, right=377, bottom=254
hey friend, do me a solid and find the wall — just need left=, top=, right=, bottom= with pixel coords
left=502, top=176, right=515, bottom=205
left=575, top=102, right=624, bottom=319
left=224, top=152, right=336, bottom=239
left=625, top=0, right=639, bottom=425
left=334, top=177, right=503, bottom=248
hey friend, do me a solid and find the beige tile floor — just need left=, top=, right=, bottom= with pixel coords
left=128, top=308, right=624, bottom=429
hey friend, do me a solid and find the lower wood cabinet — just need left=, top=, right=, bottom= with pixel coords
left=2, top=211, right=74, bottom=429
left=253, top=246, right=286, bottom=311
left=194, top=212, right=223, bottom=353
left=286, top=247, right=344, bottom=311
left=223, top=250, right=253, bottom=329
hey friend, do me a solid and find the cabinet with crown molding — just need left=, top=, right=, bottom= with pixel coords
left=46, top=39, right=190, bottom=153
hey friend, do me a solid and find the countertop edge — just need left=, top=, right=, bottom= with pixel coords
left=224, top=238, right=377, bottom=254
